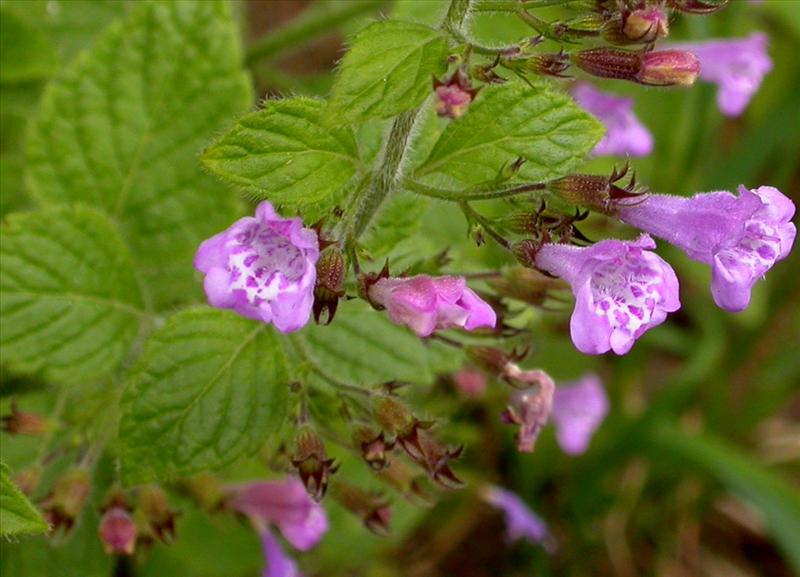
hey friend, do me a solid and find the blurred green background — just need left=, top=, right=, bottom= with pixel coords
left=1, top=1, right=798, bottom=577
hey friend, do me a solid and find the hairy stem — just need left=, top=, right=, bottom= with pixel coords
left=346, top=0, right=474, bottom=242
left=473, top=0, right=583, bottom=12
left=245, top=0, right=388, bottom=65
left=403, top=178, right=548, bottom=201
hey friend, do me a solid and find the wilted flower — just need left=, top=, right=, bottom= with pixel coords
left=194, top=201, right=319, bottom=333
left=572, top=84, right=653, bottom=157
left=618, top=186, right=795, bottom=311
left=672, top=33, right=772, bottom=116
left=368, top=275, right=496, bottom=337
left=501, top=368, right=555, bottom=453
left=535, top=235, right=681, bottom=355
left=99, top=507, right=137, bottom=555
left=481, top=486, right=553, bottom=551
left=291, top=429, right=338, bottom=501
left=551, top=374, right=609, bottom=455
left=229, top=477, right=328, bottom=551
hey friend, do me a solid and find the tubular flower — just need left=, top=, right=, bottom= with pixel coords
left=618, top=186, right=796, bottom=311
left=368, top=275, right=496, bottom=337
left=260, top=530, right=302, bottom=577
left=535, top=235, right=681, bottom=355
left=551, top=373, right=609, bottom=455
left=481, top=486, right=553, bottom=551
left=194, top=201, right=319, bottom=333
left=228, top=478, right=328, bottom=551
left=673, top=33, right=772, bottom=116
left=573, top=83, right=653, bottom=158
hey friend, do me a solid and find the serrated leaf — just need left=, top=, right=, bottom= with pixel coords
left=0, top=7, right=58, bottom=84
left=413, top=81, right=604, bottom=187
left=0, top=206, right=146, bottom=384
left=25, top=0, right=252, bottom=308
left=325, top=20, right=449, bottom=125
left=202, top=97, right=360, bottom=221
left=0, top=462, right=48, bottom=537
left=119, top=307, right=289, bottom=485
left=302, top=300, right=458, bottom=386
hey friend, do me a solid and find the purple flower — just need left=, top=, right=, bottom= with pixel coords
left=194, top=201, right=319, bottom=333
left=674, top=33, right=772, bottom=116
left=368, top=275, right=496, bottom=337
left=481, top=485, right=553, bottom=551
left=618, top=186, right=796, bottom=312
left=534, top=235, right=681, bottom=355
left=573, top=83, right=653, bottom=158
left=229, top=478, right=328, bottom=551
left=260, top=530, right=302, bottom=577
left=552, top=374, right=609, bottom=455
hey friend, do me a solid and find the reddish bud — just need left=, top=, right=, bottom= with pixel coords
left=313, top=246, right=346, bottom=325
left=1, top=401, right=50, bottom=436
left=623, top=7, right=669, bottom=43
left=638, top=50, right=700, bottom=86
left=99, top=507, right=137, bottom=555
left=291, top=428, right=338, bottom=501
left=434, top=70, right=478, bottom=119
left=137, top=485, right=177, bottom=544
left=41, top=468, right=91, bottom=532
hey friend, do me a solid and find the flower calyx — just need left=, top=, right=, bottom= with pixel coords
left=291, top=428, right=339, bottom=501
left=313, top=245, right=346, bottom=325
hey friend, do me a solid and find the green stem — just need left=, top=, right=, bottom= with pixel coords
left=473, top=0, right=583, bottom=12
left=245, top=0, right=388, bottom=65
left=403, top=178, right=547, bottom=201
left=460, top=201, right=512, bottom=249
left=346, top=0, right=474, bottom=241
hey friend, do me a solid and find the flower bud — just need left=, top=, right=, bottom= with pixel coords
left=99, top=507, right=137, bottom=555
left=623, top=7, right=669, bottom=43
left=1, top=401, right=50, bottom=436
left=41, top=467, right=91, bottom=532
left=667, top=0, right=729, bottom=15
left=291, top=428, right=339, bottom=501
left=574, top=48, right=699, bottom=86
left=331, top=482, right=392, bottom=536
left=638, top=50, right=700, bottom=86
left=352, top=426, right=395, bottom=471
left=137, top=485, right=177, bottom=544
left=525, top=52, right=571, bottom=78
left=548, top=165, right=647, bottom=211
left=434, top=70, right=478, bottom=119
left=313, top=246, right=346, bottom=325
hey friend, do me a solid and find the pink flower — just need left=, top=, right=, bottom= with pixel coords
left=534, top=235, right=681, bottom=355
left=98, top=507, right=137, bottom=555
left=573, top=83, right=653, bottom=158
left=261, top=530, right=302, bottom=577
left=229, top=478, right=328, bottom=551
left=673, top=33, right=772, bottom=117
left=552, top=374, right=609, bottom=455
left=618, top=186, right=795, bottom=311
left=368, top=275, right=496, bottom=337
left=194, top=201, right=319, bottom=333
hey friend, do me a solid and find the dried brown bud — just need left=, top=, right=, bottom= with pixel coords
left=137, top=485, right=177, bottom=544
left=313, top=246, right=346, bottom=324
left=548, top=164, right=647, bottom=212
left=41, top=467, right=91, bottom=533
left=353, top=426, right=395, bottom=471
left=332, top=482, right=392, bottom=536
left=291, top=428, right=339, bottom=501
left=1, top=401, right=50, bottom=436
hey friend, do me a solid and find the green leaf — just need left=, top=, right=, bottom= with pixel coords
left=0, top=8, right=58, bottom=84
left=25, top=0, right=252, bottom=308
left=119, top=307, right=289, bottom=485
left=648, top=422, right=800, bottom=572
left=362, top=191, right=429, bottom=259
left=0, top=206, right=146, bottom=385
left=325, top=19, right=449, bottom=125
left=0, top=462, right=48, bottom=537
left=413, top=81, right=604, bottom=187
left=301, top=300, right=458, bottom=386
left=202, top=97, right=360, bottom=221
